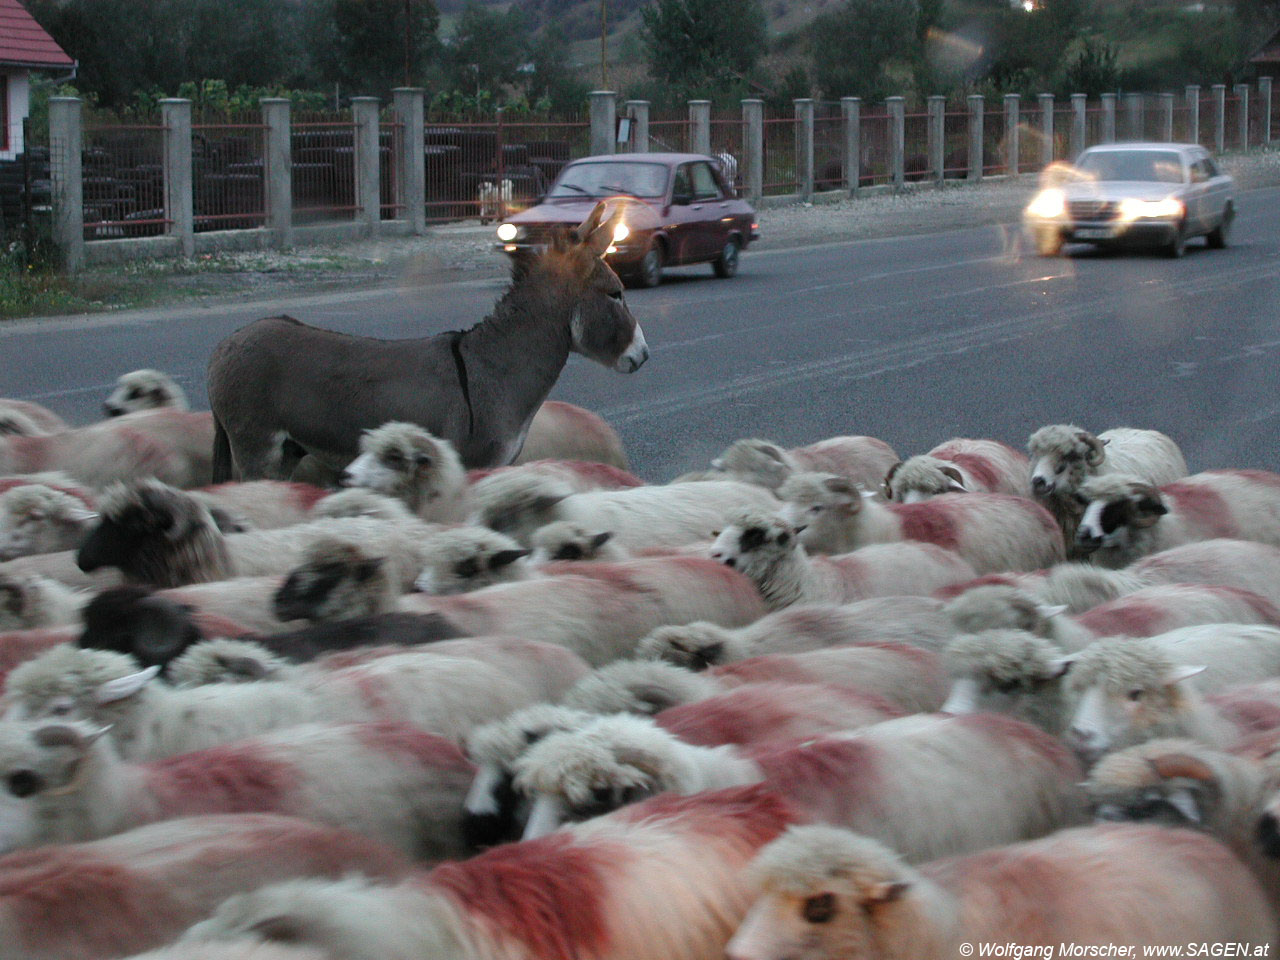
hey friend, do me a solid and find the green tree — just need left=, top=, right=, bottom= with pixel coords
left=524, top=26, right=590, bottom=114
left=309, top=0, right=440, bottom=97
left=639, top=0, right=768, bottom=97
left=440, top=2, right=530, bottom=97
left=808, top=0, right=919, bottom=100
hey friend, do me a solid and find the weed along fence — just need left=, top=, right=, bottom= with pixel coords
left=41, top=80, right=1279, bottom=269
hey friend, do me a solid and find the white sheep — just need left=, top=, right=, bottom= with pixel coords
left=778, top=473, right=1063, bottom=573
left=0, top=572, right=86, bottom=632
left=469, top=472, right=777, bottom=550
left=513, top=712, right=1085, bottom=857
left=0, top=813, right=410, bottom=960
left=0, top=484, right=100, bottom=561
left=1026, top=561, right=1151, bottom=613
left=706, top=435, right=900, bottom=493
left=189, top=480, right=332, bottom=531
left=0, top=719, right=476, bottom=860
left=638, top=596, right=954, bottom=671
left=1075, top=470, right=1280, bottom=567
left=529, top=520, right=629, bottom=564
left=411, top=526, right=532, bottom=595
left=709, top=508, right=977, bottom=610
left=1133, top=538, right=1280, bottom=609
left=513, top=399, right=631, bottom=469
left=122, top=944, right=329, bottom=960
left=725, top=823, right=1275, bottom=960
left=883, top=437, right=1030, bottom=502
left=338, top=421, right=470, bottom=522
left=309, top=487, right=418, bottom=522
left=0, top=627, right=72, bottom=691
left=0, top=398, right=67, bottom=435
left=103, top=368, right=190, bottom=416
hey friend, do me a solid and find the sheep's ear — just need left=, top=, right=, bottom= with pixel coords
left=754, top=443, right=787, bottom=464
left=1164, top=787, right=1203, bottom=824
left=882, top=461, right=902, bottom=499
left=65, top=507, right=99, bottom=525
left=93, top=664, right=161, bottom=704
left=864, top=880, right=910, bottom=904
left=489, top=549, right=530, bottom=570
left=248, top=915, right=306, bottom=944
left=1036, top=603, right=1069, bottom=620
left=590, top=531, right=614, bottom=550
left=531, top=493, right=569, bottom=514
left=1163, top=664, right=1206, bottom=685
left=1046, top=655, right=1077, bottom=679
left=823, top=477, right=859, bottom=498
left=1130, top=486, right=1167, bottom=526
left=940, top=466, right=966, bottom=489
left=1146, top=753, right=1216, bottom=783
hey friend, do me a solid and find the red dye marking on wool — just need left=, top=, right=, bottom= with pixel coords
left=144, top=742, right=296, bottom=815
left=1162, top=483, right=1238, bottom=538
left=192, top=611, right=254, bottom=639
left=612, top=783, right=799, bottom=849
left=1208, top=468, right=1280, bottom=489
left=1077, top=600, right=1165, bottom=637
left=933, top=574, right=1029, bottom=600
left=0, top=629, right=72, bottom=686
left=953, top=712, right=1081, bottom=776
left=894, top=501, right=961, bottom=550
left=353, top=722, right=474, bottom=771
left=944, top=452, right=1001, bottom=491
left=0, top=477, right=94, bottom=507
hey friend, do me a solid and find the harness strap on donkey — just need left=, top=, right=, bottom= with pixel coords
left=448, top=329, right=475, bottom=438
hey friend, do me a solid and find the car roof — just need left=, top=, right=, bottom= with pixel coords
left=567, top=152, right=718, bottom=166
left=1079, top=142, right=1204, bottom=155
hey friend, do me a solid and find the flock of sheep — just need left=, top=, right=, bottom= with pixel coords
left=4, top=369, right=1280, bottom=958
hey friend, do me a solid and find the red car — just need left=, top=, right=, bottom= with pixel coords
left=495, top=152, right=758, bottom=288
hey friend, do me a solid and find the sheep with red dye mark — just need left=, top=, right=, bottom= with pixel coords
left=513, top=711, right=1085, bottom=855
left=513, top=399, right=631, bottom=469
left=725, top=822, right=1274, bottom=960
left=638, top=596, right=954, bottom=671
left=0, top=812, right=410, bottom=960
left=882, top=437, right=1030, bottom=502
left=0, top=484, right=100, bottom=561
left=1133, top=538, right=1280, bottom=609
left=778, top=473, right=1064, bottom=574
left=181, top=786, right=802, bottom=960
left=1074, top=469, right=1280, bottom=567
left=704, top=435, right=900, bottom=494
left=410, top=527, right=532, bottom=595
left=103, top=369, right=189, bottom=417
left=0, top=399, right=67, bottom=436
left=0, top=573, right=87, bottom=631
left=709, top=509, right=977, bottom=610
left=0, top=719, right=475, bottom=859
left=529, top=521, right=629, bottom=564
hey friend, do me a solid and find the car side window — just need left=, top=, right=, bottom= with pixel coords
left=1202, top=157, right=1220, bottom=178
left=672, top=165, right=693, bottom=202
left=1190, top=159, right=1211, bottom=183
left=691, top=162, right=724, bottom=201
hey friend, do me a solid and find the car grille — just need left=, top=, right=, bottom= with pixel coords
left=1067, top=200, right=1120, bottom=222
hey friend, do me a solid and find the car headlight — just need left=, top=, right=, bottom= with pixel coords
left=613, top=222, right=630, bottom=243
left=496, top=223, right=521, bottom=242
left=1118, top=197, right=1185, bottom=220
left=1026, top=189, right=1066, bottom=219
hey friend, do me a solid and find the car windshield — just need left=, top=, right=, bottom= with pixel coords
left=548, top=161, right=669, bottom=199
left=1077, top=150, right=1186, bottom=184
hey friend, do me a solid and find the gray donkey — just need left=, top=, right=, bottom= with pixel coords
left=206, top=202, right=648, bottom=480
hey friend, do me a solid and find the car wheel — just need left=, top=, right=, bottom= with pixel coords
left=1164, top=224, right=1187, bottom=259
left=1206, top=203, right=1233, bottom=249
left=712, top=238, right=741, bottom=278
left=628, top=243, right=664, bottom=289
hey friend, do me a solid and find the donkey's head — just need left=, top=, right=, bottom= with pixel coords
left=543, top=202, right=648, bottom=374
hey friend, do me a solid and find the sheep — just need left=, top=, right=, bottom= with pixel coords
left=777, top=473, right=1063, bottom=573
left=338, top=422, right=470, bottom=522
left=410, top=527, right=532, bottom=595
left=707, top=435, right=899, bottom=492
left=0, top=719, right=476, bottom=860
left=0, top=628, right=73, bottom=690
left=190, top=481, right=332, bottom=531
left=177, top=786, right=798, bottom=960
left=725, top=823, right=1275, bottom=960
left=513, top=712, right=1085, bottom=858
left=1026, top=424, right=1188, bottom=548
left=638, top=596, right=954, bottom=671
left=882, top=438, right=1030, bottom=502
left=529, top=521, right=629, bottom=564
left=709, top=509, right=977, bottom=610
left=940, top=629, right=1072, bottom=732
left=1074, top=469, right=1280, bottom=567
left=273, top=537, right=400, bottom=622
left=0, top=398, right=67, bottom=435
left=2, top=643, right=587, bottom=760
left=0, top=471, right=95, bottom=506
left=513, top=399, right=631, bottom=469
left=1133, top=538, right=1280, bottom=609
left=1085, top=738, right=1280, bottom=911
left=75, top=479, right=437, bottom=590
left=103, top=368, right=188, bottom=416
left=0, top=813, right=410, bottom=960
left=308, top=487, right=417, bottom=521
left=468, top=472, right=777, bottom=550
left=0, top=484, right=100, bottom=560
left=123, top=944, right=330, bottom=960
left=0, top=573, right=86, bottom=631
left=1028, top=561, right=1151, bottom=613
left=467, top=457, right=644, bottom=492
left=0, top=546, right=122, bottom=591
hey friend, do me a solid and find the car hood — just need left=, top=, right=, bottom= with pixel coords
left=1060, top=181, right=1186, bottom=202
left=508, top=197, right=665, bottom=229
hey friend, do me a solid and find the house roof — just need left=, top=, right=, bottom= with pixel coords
left=0, top=0, right=74, bottom=69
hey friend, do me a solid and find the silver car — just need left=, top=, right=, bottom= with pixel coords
left=1024, top=142, right=1235, bottom=258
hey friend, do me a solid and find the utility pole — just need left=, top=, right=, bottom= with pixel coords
left=404, top=0, right=413, bottom=87
left=600, top=0, right=608, bottom=88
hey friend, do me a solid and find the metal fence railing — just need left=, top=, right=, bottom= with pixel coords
left=813, top=102, right=843, bottom=191
left=761, top=115, right=798, bottom=195
left=291, top=111, right=358, bottom=223
left=904, top=111, right=929, bottom=181
left=192, top=114, right=267, bottom=231
left=81, top=120, right=166, bottom=240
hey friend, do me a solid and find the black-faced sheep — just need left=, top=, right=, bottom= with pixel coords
left=706, top=435, right=900, bottom=493
left=709, top=509, right=977, bottom=610
left=0, top=484, right=99, bottom=561
left=529, top=521, right=628, bottom=564
left=725, top=823, right=1275, bottom=960
left=338, top=421, right=470, bottom=522
left=103, top=368, right=190, bottom=416
left=410, top=527, right=531, bottom=595
left=777, top=473, right=1063, bottom=573
left=882, top=437, right=1030, bottom=502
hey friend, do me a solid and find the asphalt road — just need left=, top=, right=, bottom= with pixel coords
left=5, top=187, right=1279, bottom=482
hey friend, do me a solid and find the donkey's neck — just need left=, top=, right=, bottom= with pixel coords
left=461, top=278, right=576, bottom=402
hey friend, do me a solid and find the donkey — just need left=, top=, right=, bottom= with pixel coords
left=206, top=202, right=648, bottom=481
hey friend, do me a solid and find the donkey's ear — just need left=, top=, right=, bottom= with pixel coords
left=575, top=201, right=608, bottom=243
left=583, top=204, right=623, bottom=258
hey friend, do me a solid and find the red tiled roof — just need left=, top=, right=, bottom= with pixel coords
left=0, top=0, right=74, bottom=68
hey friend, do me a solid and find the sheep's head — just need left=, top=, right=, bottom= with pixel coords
left=777, top=473, right=865, bottom=553
left=711, top=439, right=794, bottom=490
left=0, top=720, right=113, bottom=853
left=274, top=537, right=390, bottom=623
left=1084, top=738, right=1224, bottom=831
left=167, top=639, right=288, bottom=687
left=728, top=825, right=916, bottom=960
left=513, top=714, right=677, bottom=839
left=1027, top=424, right=1108, bottom=497
left=636, top=622, right=741, bottom=671
left=1060, top=637, right=1206, bottom=765
left=711, top=509, right=801, bottom=586
left=563, top=659, right=721, bottom=716
left=529, top=521, right=617, bottom=564
left=941, top=629, right=1071, bottom=731
left=3, top=645, right=159, bottom=730
left=468, top=471, right=574, bottom=545
left=944, top=585, right=1063, bottom=638
left=0, top=484, right=98, bottom=561
left=78, top=585, right=202, bottom=672
left=883, top=456, right=968, bottom=503
left=340, top=422, right=463, bottom=511
left=0, top=409, right=44, bottom=436
left=103, top=369, right=187, bottom=416
left=413, top=527, right=530, bottom=595
left=1073, top=475, right=1167, bottom=556
left=0, top=575, right=43, bottom=632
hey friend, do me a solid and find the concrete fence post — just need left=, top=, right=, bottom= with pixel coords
left=1123, top=92, right=1142, bottom=141
left=689, top=100, right=711, bottom=155
left=589, top=90, right=616, bottom=156
left=159, top=99, right=194, bottom=257
left=1039, top=93, right=1054, bottom=167
left=1261, top=78, right=1273, bottom=144
left=625, top=100, right=650, bottom=152
left=795, top=98, right=814, bottom=200
left=842, top=96, right=862, bottom=194
left=261, top=98, right=292, bottom=247
left=1101, top=93, right=1116, bottom=143
left=887, top=96, right=905, bottom=189
left=392, top=88, right=425, bottom=234
left=1235, top=84, right=1250, bottom=150
left=48, top=96, right=83, bottom=271
left=1186, top=85, right=1200, bottom=144
left=967, top=94, right=984, bottom=182
left=927, top=95, right=945, bottom=183
left=1160, top=93, right=1174, bottom=142
left=351, top=97, right=381, bottom=236
left=742, top=99, right=764, bottom=202
left=1004, top=94, right=1020, bottom=176
left=1213, top=84, right=1226, bottom=153
left=1070, top=93, right=1087, bottom=158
